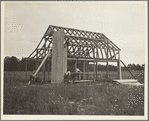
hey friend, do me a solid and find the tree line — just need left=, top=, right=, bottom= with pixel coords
left=4, top=56, right=145, bottom=72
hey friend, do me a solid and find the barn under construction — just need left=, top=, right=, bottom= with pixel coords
left=26, top=25, right=133, bottom=83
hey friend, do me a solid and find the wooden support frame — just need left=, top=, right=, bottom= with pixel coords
left=120, top=60, right=136, bottom=79
left=83, top=60, right=85, bottom=80
left=67, top=58, right=118, bottom=62
left=42, top=62, right=45, bottom=82
left=117, top=51, right=122, bottom=79
left=51, top=30, right=67, bottom=83
left=83, top=60, right=85, bottom=72
left=29, top=25, right=120, bottom=60
left=106, top=41, right=109, bottom=81
left=93, top=48, right=95, bottom=82
left=42, top=39, right=46, bottom=82
left=96, top=61, right=98, bottom=81
left=47, top=57, right=50, bottom=82
left=75, top=59, right=78, bottom=71
left=27, top=25, right=122, bottom=83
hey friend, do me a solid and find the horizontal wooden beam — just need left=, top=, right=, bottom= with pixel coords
left=66, top=35, right=105, bottom=41
left=67, top=58, right=118, bottom=62
left=27, top=57, right=118, bottom=62
left=51, top=25, right=103, bottom=38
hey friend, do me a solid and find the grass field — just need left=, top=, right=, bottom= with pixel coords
left=3, top=70, right=144, bottom=115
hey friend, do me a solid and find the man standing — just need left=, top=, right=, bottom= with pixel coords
left=75, top=68, right=81, bottom=81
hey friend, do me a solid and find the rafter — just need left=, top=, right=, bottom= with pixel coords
left=28, top=25, right=120, bottom=60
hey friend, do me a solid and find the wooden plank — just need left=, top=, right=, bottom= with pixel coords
left=96, top=48, right=99, bottom=58
left=48, top=57, right=50, bottom=82
left=51, top=30, right=67, bottom=83
left=83, top=60, right=85, bottom=79
left=43, top=39, right=46, bottom=82
left=67, top=58, right=118, bottom=62
left=42, top=61, right=45, bottom=82
left=108, top=49, right=112, bottom=59
left=73, top=80, right=93, bottom=83
left=83, top=60, right=85, bottom=72
left=72, top=38, right=80, bottom=57
left=96, top=61, right=97, bottom=81
left=120, top=60, right=136, bottom=80
left=100, top=48, right=104, bottom=58
left=29, top=57, right=119, bottom=62
left=106, top=41, right=109, bottom=81
left=118, top=52, right=122, bottom=79
left=36, top=49, right=38, bottom=59
left=94, top=60, right=95, bottom=82
left=93, top=48, right=95, bottom=81
left=104, top=48, right=107, bottom=59
left=93, top=48, right=95, bottom=59
left=112, top=49, right=117, bottom=59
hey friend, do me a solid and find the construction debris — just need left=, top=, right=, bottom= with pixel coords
left=113, top=79, right=144, bottom=86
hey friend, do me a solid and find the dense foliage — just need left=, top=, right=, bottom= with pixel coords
left=4, top=56, right=144, bottom=72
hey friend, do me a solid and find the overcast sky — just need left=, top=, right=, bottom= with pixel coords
left=3, top=1, right=147, bottom=65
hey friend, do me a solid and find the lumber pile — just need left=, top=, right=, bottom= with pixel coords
left=113, top=79, right=144, bottom=86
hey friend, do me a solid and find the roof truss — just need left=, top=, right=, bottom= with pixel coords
left=28, top=25, right=120, bottom=60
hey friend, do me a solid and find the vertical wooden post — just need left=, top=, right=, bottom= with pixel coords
left=25, top=58, right=27, bottom=81
left=36, top=60, right=39, bottom=71
left=93, top=48, right=95, bottom=82
left=93, top=60, right=95, bottom=82
left=75, top=59, right=77, bottom=81
left=117, top=51, right=122, bottom=79
left=106, top=62, right=109, bottom=81
left=96, top=61, right=97, bottom=81
left=86, top=61, right=89, bottom=80
left=36, top=50, right=38, bottom=69
left=106, top=41, right=109, bottom=81
left=85, top=61, right=87, bottom=72
left=43, top=39, right=46, bottom=82
left=63, top=45, right=67, bottom=74
left=83, top=60, right=85, bottom=72
left=42, top=61, right=45, bottom=82
left=75, top=60, right=77, bottom=71
left=35, top=49, right=39, bottom=80
left=48, top=57, right=49, bottom=82
left=83, top=60, right=85, bottom=79
left=87, top=61, right=89, bottom=80
left=35, top=60, right=37, bottom=70
left=97, top=62, right=98, bottom=72
left=51, top=30, right=67, bottom=83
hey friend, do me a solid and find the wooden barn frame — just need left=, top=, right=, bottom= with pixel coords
left=26, top=25, right=122, bottom=83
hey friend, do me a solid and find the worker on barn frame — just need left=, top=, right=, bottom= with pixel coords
left=64, top=70, right=71, bottom=83
left=74, top=67, right=81, bottom=82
